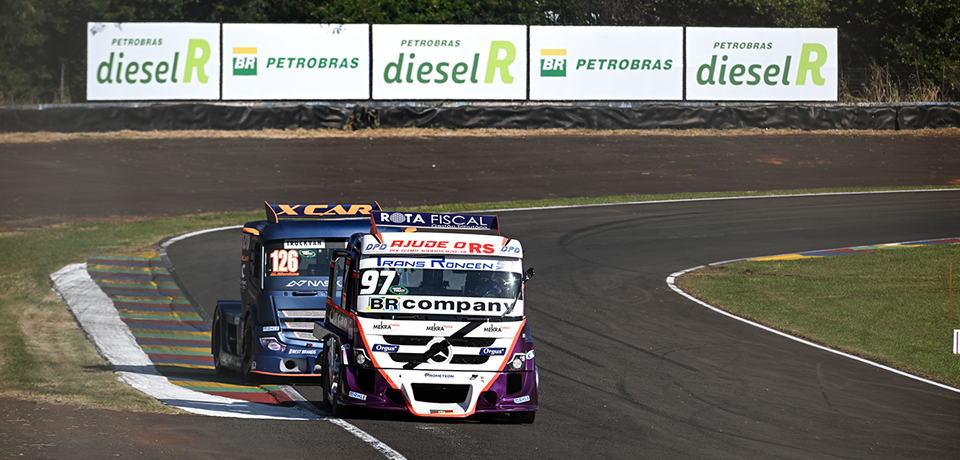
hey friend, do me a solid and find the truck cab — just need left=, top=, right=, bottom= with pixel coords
left=212, top=202, right=399, bottom=382
left=314, top=211, right=538, bottom=422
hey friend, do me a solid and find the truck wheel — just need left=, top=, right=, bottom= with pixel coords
left=211, top=311, right=230, bottom=375
left=242, top=322, right=261, bottom=384
left=322, top=336, right=347, bottom=417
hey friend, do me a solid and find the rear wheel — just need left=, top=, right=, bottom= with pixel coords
left=322, top=336, right=348, bottom=417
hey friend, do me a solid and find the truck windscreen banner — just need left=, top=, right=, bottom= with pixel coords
left=529, top=26, right=683, bottom=101
left=372, top=24, right=527, bottom=100
left=685, top=27, right=838, bottom=101
left=86, top=23, right=221, bottom=101
left=222, top=23, right=370, bottom=100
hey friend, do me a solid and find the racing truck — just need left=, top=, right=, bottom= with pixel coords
left=314, top=211, right=538, bottom=422
left=211, top=202, right=403, bottom=383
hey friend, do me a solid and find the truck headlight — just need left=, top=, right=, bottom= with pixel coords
left=354, top=348, right=372, bottom=367
left=260, top=337, right=286, bottom=352
left=506, top=353, right=526, bottom=371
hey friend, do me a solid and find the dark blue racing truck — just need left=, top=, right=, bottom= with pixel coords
left=211, top=202, right=402, bottom=383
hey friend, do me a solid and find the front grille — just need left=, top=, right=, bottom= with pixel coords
left=411, top=384, right=469, bottom=404
left=388, top=353, right=489, bottom=364
left=383, top=335, right=495, bottom=347
left=278, top=310, right=324, bottom=341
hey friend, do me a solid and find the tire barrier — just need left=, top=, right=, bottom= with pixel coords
left=1, top=102, right=957, bottom=133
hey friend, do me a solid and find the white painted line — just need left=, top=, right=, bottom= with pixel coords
left=666, top=240, right=960, bottom=395
left=480, top=188, right=960, bottom=213
left=281, top=386, right=408, bottom=460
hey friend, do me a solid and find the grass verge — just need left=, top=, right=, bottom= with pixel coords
left=1, top=186, right=957, bottom=411
left=675, top=244, right=960, bottom=388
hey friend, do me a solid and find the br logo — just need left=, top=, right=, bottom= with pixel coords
left=233, top=47, right=257, bottom=76
left=540, top=49, right=566, bottom=77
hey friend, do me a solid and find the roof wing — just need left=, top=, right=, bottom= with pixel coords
left=265, top=202, right=382, bottom=224
left=371, top=211, right=500, bottom=237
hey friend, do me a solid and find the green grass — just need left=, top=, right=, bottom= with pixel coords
left=1, top=185, right=957, bottom=411
left=676, top=244, right=960, bottom=387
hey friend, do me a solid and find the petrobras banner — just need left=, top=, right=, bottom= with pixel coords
left=222, top=24, right=369, bottom=100
left=686, top=27, right=838, bottom=101
left=87, top=23, right=220, bottom=100
left=372, top=24, right=527, bottom=100
left=529, top=26, right=683, bottom=100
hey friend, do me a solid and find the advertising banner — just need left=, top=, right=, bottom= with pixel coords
left=529, top=26, right=683, bottom=100
left=87, top=23, right=220, bottom=100
left=222, top=24, right=369, bottom=100
left=686, top=27, right=837, bottom=101
left=372, top=24, right=527, bottom=100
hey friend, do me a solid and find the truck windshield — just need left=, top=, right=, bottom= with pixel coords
left=264, top=240, right=346, bottom=277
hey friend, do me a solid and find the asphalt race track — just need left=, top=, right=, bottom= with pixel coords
left=4, top=133, right=960, bottom=459
left=167, top=191, right=960, bottom=459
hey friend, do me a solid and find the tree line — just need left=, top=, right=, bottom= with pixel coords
left=2, top=0, right=957, bottom=104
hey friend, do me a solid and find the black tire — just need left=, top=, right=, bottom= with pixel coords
left=512, top=410, right=536, bottom=424
left=242, top=321, right=261, bottom=385
left=211, top=311, right=230, bottom=375
left=322, top=336, right=348, bottom=418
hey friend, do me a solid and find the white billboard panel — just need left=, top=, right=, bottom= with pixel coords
left=87, top=23, right=220, bottom=101
left=372, top=24, right=527, bottom=100
left=222, top=24, right=369, bottom=100
left=529, top=26, right=683, bottom=100
left=686, top=27, right=837, bottom=101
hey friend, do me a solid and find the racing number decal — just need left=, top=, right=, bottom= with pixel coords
left=359, top=270, right=397, bottom=295
left=269, top=249, right=300, bottom=273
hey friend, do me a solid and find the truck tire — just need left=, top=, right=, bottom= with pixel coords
left=322, top=336, right=348, bottom=418
left=211, top=310, right=230, bottom=375
left=242, top=322, right=261, bottom=384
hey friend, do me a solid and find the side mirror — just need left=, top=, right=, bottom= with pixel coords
left=522, top=268, right=536, bottom=283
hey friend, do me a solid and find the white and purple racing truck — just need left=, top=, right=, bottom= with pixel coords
left=314, top=211, right=538, bottom=422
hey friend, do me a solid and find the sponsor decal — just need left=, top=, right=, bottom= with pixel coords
left=285, top=239, right=326, bottom=249
left=285, top=279, right=330, bottom=288
left=272, top=203, right=375, bottom=218
left=348, top=391, right=368, bottom=401
left=483, top=324, right=502, bottom=333
left=368, top=297, right=507, bottom=314
left=430, top=409, right=454, bottom=414
left=514, top=395, right=531, bottom=404
left=327, top=308, right=354, bottom=334
left=526, top=350, right=535, bottom=360
left=298, top=250, right=317, bottom=258
left=289, top=348, right=318, bottom=355
left=424, top=372, right=455, bottom=379
left=388, top=285, right=409, bottom=295
left=372, top=343, right=400, bottom=353
left=425, top=323, right=446, bottom=332
left=375, top=212, right=495, bottom=229
left=371, top=322, right=393, bottom=331
left=479, top=347, right=507, bottom=356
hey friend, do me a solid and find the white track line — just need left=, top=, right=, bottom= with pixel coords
left=666, top=241, right=960, bottom=394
